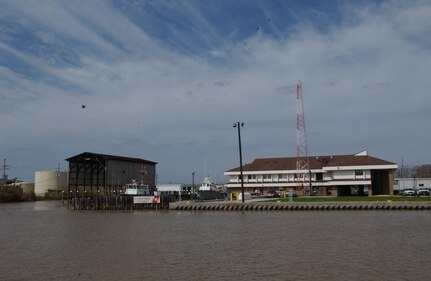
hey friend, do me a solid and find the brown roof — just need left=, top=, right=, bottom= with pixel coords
left=66, top=152, right=157, bottom=164
left=226, top=154, right=396, bottom=172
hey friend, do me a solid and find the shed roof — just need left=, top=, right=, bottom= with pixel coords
left=66, top=152, right=157, bottom=164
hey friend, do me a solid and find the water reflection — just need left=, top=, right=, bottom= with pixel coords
left=0, top=201, right=430, bottom=281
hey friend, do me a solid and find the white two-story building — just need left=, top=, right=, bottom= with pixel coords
left=224, top=150, right=398, bottom=196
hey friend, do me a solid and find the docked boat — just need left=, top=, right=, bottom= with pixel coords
left=199, top=176, right=215, bottom=191
left=197, top=177, right=225, bottom=201
left=124, top=180, right=155, bottom=196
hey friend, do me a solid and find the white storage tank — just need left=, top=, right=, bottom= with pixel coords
left=34, top=171, right=68, bottom=196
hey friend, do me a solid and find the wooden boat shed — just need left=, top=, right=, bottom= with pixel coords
left=66, top=152, right=157, bottom=196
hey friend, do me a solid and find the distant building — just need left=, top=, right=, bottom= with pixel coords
left=157, top=184, right=191, bottom=193
left=224, top=150, right=397, bottom=196
left=0, top=177, right=16, bottom=186
left=394, top=178, right=431, bottom=193
left=14, top=182, right=35, bottom=195
left=66, top=152, right=157, bottom=196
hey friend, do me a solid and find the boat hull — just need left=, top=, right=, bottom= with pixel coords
left=197, top=190, right=225, bottom=201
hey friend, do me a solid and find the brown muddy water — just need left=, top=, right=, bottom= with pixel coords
left=1, top=201, right=430, bottom=281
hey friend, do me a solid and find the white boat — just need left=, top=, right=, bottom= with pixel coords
left=124, top=180, right=154, bottom=196
left=199, top=176, right=215, bottom=191
left=196, top=177, right=225, bottom=201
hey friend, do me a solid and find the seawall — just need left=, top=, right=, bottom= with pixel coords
left=170, top=201, right=431, bottom=211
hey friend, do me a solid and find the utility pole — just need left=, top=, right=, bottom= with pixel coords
left=1, top=158, right=10, bottom=183
left=401, top=158, right=404, bottom=192
left=233, top=122, right=245, bottom=202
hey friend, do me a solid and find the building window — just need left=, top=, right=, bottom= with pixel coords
left=355, top=170, right=364, bottom=176
left=316, top=173, right=323, bottom=181
left=247, top=175, right=256, bottom=180
left=263, top=174, right=271, bottom=180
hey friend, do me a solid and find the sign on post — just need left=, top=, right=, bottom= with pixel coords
left=133, top=196, right=160, bottom=204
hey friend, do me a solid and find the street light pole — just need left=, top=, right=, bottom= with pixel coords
left=309, top=169, right=312, bottom=196
left=233, top=122, right=245, bottom=203
left=192, top=172, right=195, bottom=193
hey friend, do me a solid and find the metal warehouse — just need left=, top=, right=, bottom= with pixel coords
left=66, top=152, right=157, bottom=196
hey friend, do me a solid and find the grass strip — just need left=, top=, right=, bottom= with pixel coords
left=269, top=196, right=431, bottom=203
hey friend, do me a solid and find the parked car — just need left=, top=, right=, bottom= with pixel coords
left=265, top=191, right=275, bottom=198
left=250, top=192, right=261, bottom=198
left=403, top=188, right=416, bottom=196
left=266, top=190, right=280, bottom=198
left=417, top=188, right=430, bottom=196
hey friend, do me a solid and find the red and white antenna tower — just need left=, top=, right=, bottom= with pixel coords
left=296, top=81, right=311, bottom=194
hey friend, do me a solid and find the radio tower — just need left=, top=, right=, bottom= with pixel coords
left=296, top=81, right=311, bottom=195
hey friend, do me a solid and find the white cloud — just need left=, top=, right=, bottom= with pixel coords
left=0, top=0, right=430, bottom=182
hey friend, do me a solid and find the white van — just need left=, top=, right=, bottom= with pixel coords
left=237, top=192, right=252, bottom=201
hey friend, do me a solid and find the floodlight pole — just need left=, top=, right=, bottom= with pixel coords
left=234, top=122, right=245, bottom=203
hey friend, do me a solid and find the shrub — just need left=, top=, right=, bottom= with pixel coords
left=0, top=185, right=24, bottom=202
left=21, top=191, right=37, bottom=202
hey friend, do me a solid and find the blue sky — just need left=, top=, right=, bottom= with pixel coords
left=0, top=0, right=430, bottom=183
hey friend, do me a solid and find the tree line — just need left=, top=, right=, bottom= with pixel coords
left=0, top=184, right=36, bottom=202
left=394, top=164, right=431, bottom=178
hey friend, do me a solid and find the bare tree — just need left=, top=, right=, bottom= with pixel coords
left=412, top=164, right=431, bottom=178
left=394, top=165, right=413, bottom=178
